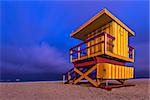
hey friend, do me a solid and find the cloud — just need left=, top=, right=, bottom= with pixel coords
left=0, top=43, right=71, bottom=76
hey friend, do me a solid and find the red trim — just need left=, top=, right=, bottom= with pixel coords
left=73, top=57, right=125, bottom=68
left=96, top=57, right=125, bottom=66
left=128, top=45, right=134, bottom=49
left=74, top=60, right=96, bottom=67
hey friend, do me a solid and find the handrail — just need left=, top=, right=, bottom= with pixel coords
left=70, top=32, right=115, bottom=61
left=70, top=41, right=115, bottom=56
left=128, top=45, right=134, bottom=49
left=63, top=68, right=74, bottom=75
left=70, top=32, right=115, bottom=50
left=70, top=41, right=105, bottom=55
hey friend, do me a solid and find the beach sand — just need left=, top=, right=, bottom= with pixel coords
left=0, top=79, right=149, bottom=100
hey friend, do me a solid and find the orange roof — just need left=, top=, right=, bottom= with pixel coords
left=71, top=9, right=134, bottom=40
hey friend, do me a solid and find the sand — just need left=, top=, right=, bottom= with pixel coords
left=0, top=79, right=149, bottom=100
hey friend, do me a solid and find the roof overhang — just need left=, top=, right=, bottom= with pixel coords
left=70, top=9, right=135, bottom=40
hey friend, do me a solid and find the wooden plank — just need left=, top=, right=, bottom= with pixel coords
left=127, top=67, right=129, bottom=79
left=103, top=64, right=106, bottom=79
left=116, top=65, right=119, bottom=79
left=122, top=66, right=125, bottom=79
left=124, top=67, right=127, bottom=79
left=112, top=21, right=116, bottom=54
left=129, top=67, right=131, bottom=78
left=119, top=66, right=122, bottom=79
left=126, top=31, right=128, bottom=57
left=118, top=24, right=121, bottom=55
left=97, top=63, right=104, bottom=78
left=108, top=64, right=112, bottom=79
left=123, top=29, right=126, bottom=57
left=120, top=27, right=123, bottom=56
left=112, top=64, right=115, bottom=79
left=132, top=68, right=134, bottom=78
left=115, top=22, right=118, bottom=55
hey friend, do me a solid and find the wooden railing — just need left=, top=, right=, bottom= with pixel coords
left=70, top=32, right=134, bottom=62
left=63, top=68, right=75, bottom=83
left=70, top=32, right=115, bottom=61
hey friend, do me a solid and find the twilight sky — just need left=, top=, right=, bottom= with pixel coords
left=0, top=0, right=149, bottom=81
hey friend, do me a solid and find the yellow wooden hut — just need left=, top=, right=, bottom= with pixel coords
left=63, top=9, right=134, bottom=88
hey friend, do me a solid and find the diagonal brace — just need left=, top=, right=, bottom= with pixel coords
left=74, top=65, right=99, bottom=87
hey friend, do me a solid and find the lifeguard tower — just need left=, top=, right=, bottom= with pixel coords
left=63, top=9, right=134, bottom=88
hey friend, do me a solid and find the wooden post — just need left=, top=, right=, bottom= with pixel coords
left=132, top=49, right=134, bottom=60
left=68, top=71, right=71, bottom=81
left=78, top=46, right=80, bottom=60
left=104, top=33, right=107, bottom=53
left=73, top=71, right=76, bottom=82
left=63, top=75, right=65, bottom=83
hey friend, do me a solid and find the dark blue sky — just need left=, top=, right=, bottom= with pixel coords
left=0, top=1, right=149, bottom=81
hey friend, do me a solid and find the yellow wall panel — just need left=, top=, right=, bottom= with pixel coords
left=96, top=63, right=134, bottom=79
left=112, top=22, right=116, bottom=54
left=115, top=65, right=119, bottom=79
left=122, top=67, right=124, bottom=79
left=120, top=66, right=122, bottom=79
left=85, top=21, right=131, bottom=60
left=125, top=31, right=128, bottom=57
left=122, top=27, right=124, bottom=56
left=126, top=67, right=128, bottom=79
left=124, top=67, right=126, bottom=79
left=96, top=63, right=104, bottom=78
left=123, top=29, right=126, bottom=56
left=107, top=64, right=112, bottom=79
left=130, top=68, right=132, bottom=78
left=103, top=63, right=107, bottom=79
left=112, top=64, right=115, bottom=79
left=117, top=25, right=120, bottom=55
left=101, top=36, right=104, bottom=53
left=126, top=67, right=128, bottom=78
left=113, top=22, right=129, bottom=58
left=84, top=20, right=132, bottom=61
left=114, top=22, right=118, bottom=55
left=128, top=68, right=130, bottom=78
left=109, top=23, right=113, bottom=36
left=125, top=67, right=127, bottom=79
left=120, top=27, right=123, bottom=56
left=127, top=67, right=129, bottom=78
left=129, top=67, right=131, bottom=78
left=118, top=66, right=121, bottom=79
left=131, top=68, right=134, bottom=78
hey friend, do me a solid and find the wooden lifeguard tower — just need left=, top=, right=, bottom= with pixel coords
left=63, top=9, right=134, bottom=88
